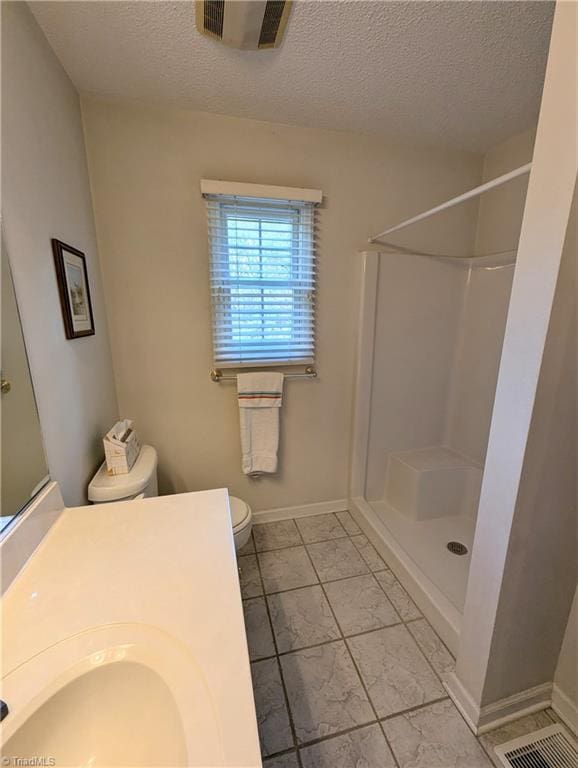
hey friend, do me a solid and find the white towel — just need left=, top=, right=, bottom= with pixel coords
left=237, top=372, right=284, bottom=476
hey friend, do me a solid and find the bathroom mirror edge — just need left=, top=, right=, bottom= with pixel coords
left=1, top=233, right=51, bottom=535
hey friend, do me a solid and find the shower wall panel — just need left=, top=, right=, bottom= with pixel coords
left=365, top=253, right=466, bottom=501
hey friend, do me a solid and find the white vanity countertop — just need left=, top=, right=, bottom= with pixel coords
left=2, top=488, right=261, bottom=767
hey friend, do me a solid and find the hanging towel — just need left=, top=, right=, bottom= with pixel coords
left=237, top=372, right=284, bottom=476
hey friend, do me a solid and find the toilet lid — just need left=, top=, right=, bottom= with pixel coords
left=230, top=496, right=250, bottom=530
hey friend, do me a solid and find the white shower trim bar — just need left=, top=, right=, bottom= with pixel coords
left=367, top=240, right=518, bottom=262
left=369, top=162, right=532, bottom=244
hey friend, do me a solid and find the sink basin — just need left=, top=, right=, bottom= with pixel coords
left=1, top=488, right=261, bottom=767
left=2, top=624, right=221, bottom=767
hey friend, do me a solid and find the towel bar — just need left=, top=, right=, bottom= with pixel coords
left=210, top=366, right=317, bottom=382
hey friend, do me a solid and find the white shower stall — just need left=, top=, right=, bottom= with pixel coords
left=350, top=247, right=516, bottom=653
left=346, top=7, right=576, bottom=729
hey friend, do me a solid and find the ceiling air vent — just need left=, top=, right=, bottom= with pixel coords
left=196, top=0, right=292, bottom=50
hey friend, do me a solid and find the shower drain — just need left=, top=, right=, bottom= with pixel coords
left=447, top=541, right=468, bottom=556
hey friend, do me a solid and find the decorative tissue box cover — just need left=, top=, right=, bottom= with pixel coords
left=103, top=419, right=141, bottom=475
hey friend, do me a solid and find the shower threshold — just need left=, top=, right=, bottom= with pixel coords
left=349, top=496, right=476, bottom=655
left=371, top=500, right=475, bottom=611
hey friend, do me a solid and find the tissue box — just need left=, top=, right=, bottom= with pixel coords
left=103, top=419, right=141, bottom=475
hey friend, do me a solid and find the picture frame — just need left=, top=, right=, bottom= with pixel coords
left=51, top=239, right=95, bottom=339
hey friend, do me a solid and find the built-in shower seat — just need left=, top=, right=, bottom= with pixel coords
left=384, top=446, right=482, bottom=521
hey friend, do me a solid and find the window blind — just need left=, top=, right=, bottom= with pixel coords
left=204, top=193, right=317, bottom=367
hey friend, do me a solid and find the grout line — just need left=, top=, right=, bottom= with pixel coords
left=261, top=746, right=301, bottom=764
left=251, top=531, right=302, bottom=765
left=254, top=533, right=351, bottom=554
left=296, top=719, right=379, bottom=752
left=249, top=616, right=454, bottom=671
left=477, top=733, right=501, bottom=766
left=323, top=593, right=404, bottom=767
left=295, top=524, right=403, bottom=767
left=372, top=571, right=425, bottom=624
left=244, top=517, right=459, bottom=765
left=402, top=622, right=453, bottom=686
left=248, top=516, right=550, bottom=766
left=406, top=615, right=457, bottom=666
left=349, top=533, right=390, bottom=572
left=377, top=720, right=402, bottom=768
left=253, top=512, right=357, bottom=553
left=294, top=512, right=349, bottom=541
left=379, top=694, right=451, bottom=724
left=254, top=621, right=407, bottom=663
left=347, top=558, right=447, bottom=687
left=266, top=693, right=465, bottom=760
left=246, top=547, right=425, bottom=627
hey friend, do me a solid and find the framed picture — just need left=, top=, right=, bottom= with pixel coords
left=52, top=239, right=95, bottom=339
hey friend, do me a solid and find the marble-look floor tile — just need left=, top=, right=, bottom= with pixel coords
left=268, top=585, right=340, bottom=652
left=306, top=538, right=369, bottom=582
left=336, top=510, right=361, bottom=535
left=243, top=597, right=276, bottom=661
left=351, top=535, right=387, bottom=571
left=280, top=640, right=374, bottom=744
left=264, top=752, right=300, bottom=768
left=254, top=519, right=302, bottom=552
left=374, top=569, right=422, bottom=621
left=347, top=625, right=444, bottom=717
left=300, top=723, right=396, bottom=768
left=251, top=658, right=294, bottom=757
left=407, top=619, right=455, bottom=677
left=324, top=575, right=400, bottom=635
left=238, top=554, right=263, bottom=598
left=238, top=533, right=255, bottom=555
left=259, top=546, right=319, bottom=593
left=295, top=513, right=347, bottom=544
left=383, top=700, right=491, bottom=768
left=478, top=710, right=555, bottom=768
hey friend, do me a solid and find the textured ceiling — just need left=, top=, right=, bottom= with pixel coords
left=30, top=0, right=554, bottom=153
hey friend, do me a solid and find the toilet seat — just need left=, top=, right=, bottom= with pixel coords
left=230, top=496, right=251, bottom=532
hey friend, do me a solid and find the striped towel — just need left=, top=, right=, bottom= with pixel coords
left=237, top=372, right=284, bottom=475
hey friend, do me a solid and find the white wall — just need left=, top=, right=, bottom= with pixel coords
left=1, top=3, right=118, bottom=506
left=81, top=97, right=482, bottom=511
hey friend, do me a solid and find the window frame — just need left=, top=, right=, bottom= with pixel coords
left=203, top=184, right=320, bottom=369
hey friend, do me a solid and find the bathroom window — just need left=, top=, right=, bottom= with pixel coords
left=202, top=181, right=320, bottom=367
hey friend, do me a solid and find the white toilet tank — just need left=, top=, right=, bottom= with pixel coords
left=88, top=445, right=158, bottom=503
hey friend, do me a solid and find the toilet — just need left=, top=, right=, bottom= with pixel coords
left=88, top=444, right=253, bottom=551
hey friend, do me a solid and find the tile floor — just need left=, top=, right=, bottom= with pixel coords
left=238, top=511, right=562, bottom=768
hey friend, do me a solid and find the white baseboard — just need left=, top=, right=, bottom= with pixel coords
left=552, top=683, right=578, bottom=735
left=252, top=498, right=348, bottom=524
left=444, top=672, right=553, bottom=734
